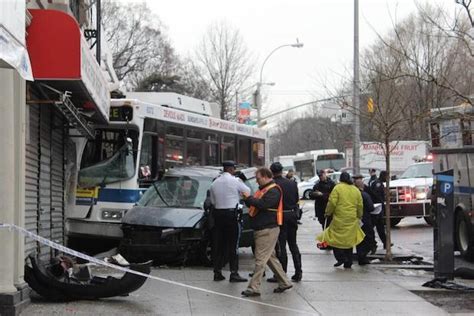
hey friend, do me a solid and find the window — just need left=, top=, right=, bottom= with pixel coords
left=165, top=138, right=184, bottom=168
left=238, top=138, right=250, bottom=166
left=186, top=141, right=202, bottom=166
left=252, top=141, right=265, bottom=166
left=222, top=135, right=235, bottom=161
left=187, top=129, right=203, bottom=140
left=205, top=143, right=218, bottom=165
left=139, top=133, right=158, bottom=182
left=205, top=133, right=217, bottom=142
left=166, top=126, right=184, bottom=137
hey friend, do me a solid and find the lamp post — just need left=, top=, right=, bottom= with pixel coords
left=255, top=40, right=304, bottom=124
left=236, top=82, right=275, bottom=122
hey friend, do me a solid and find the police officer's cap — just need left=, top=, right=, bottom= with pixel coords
left=270, top=162, right=283, bottom=173
left=222, top=160, right=236, bottom=168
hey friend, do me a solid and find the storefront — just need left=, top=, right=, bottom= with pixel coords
left=25, top=9, right=111, bottom=262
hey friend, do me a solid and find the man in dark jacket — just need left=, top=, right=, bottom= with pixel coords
left=312, top=169, right=335, bottom=230
left=267, top=162, right=302, bottom=282
left=367, top=170, right=387, bottom=251
left=353, top=175, right=376, bottom=265
left=241, top=167, right=292, bottom=297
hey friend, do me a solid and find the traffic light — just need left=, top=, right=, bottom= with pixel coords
left=367, top=97, right=374, bottom=113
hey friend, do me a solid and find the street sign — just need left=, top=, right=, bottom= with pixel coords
left=433, top=169, right=454, bottom=280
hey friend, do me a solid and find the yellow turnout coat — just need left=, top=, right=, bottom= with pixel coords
left=317, top=182, right=365, bottom=249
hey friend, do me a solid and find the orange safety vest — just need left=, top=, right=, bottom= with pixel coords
left=249, top=183, right=283, bottom=225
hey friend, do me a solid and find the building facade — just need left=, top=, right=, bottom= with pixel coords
left=0, top=1, right=117, bottom=314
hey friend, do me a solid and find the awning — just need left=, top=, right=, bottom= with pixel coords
left=26, top=9, right=110, bottom=123
left=0, top=25, right=33, bottom=80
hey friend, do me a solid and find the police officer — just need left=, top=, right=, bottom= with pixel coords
left=367, top=170, right=388, bottom=251
left=267, top=162, right=303, bottom=282
left=209, top=161, right=250, bottom=282
left=353, top=174, right=376, bottom=265
left=312, top=169, right=336, bottom=229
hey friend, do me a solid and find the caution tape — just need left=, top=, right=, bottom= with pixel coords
left=0, top=223, right=319, bottom=315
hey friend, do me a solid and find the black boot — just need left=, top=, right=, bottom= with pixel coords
left=291, top=254, right=302, bottom=282
left=214, top=271, right=225, bottom=281
left=229, top=272, right=247, bottom=283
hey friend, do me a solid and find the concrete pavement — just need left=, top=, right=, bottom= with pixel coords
left=21, top=202, right=448, bottom=315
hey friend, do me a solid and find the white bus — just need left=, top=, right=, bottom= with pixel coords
left=293, top=149, right=345, bottom=180
left=66, top=93, right=267, bottom=251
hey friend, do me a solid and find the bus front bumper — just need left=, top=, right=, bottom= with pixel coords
left=66, top=218, right=123, bottom=240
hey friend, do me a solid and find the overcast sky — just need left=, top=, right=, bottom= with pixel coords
left=130, top=0, right=459, bottom=120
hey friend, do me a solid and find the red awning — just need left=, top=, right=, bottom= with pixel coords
left=26, top=9, right=110, bottom=123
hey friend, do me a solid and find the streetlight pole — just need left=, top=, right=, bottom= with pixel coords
left=255, top=40, right=304, bottom=125
left=353, top=0, right=361, bottom=174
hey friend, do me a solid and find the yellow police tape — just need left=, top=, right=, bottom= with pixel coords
left=0, top=223, right=319, bottom=315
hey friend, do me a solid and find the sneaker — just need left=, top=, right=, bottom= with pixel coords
left=229, top=273, right=247, bottom=283
left=213, top=272, right=225, bottom=281
left=333, top=261, right=344, bottom=267
left=241, top=289, right=260, bottom=297
left=273, top=284, right=293, bottom=293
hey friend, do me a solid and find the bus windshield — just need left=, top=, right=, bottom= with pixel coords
left=315, top=154, right=345, bottom=171
left=78, top=128, right=139, bottom=187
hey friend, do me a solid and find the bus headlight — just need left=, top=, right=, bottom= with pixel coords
left=101, top=209, right=125, bottom=220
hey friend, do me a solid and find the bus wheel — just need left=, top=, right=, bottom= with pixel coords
left=456, top=211, right=474, bottom=262
left=390, top=218, right=402, bottom=227
left=303, top=190, right=312, bottom=200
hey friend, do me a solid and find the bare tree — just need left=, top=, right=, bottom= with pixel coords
left=102, top=0, right=178, bottom=89
left=195, top=21, right=255, bottom=120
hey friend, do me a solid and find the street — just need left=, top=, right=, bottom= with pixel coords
left=21, top=201, right=463, bottom=316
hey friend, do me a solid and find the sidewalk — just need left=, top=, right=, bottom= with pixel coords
left=21, top=205, right=448, bottom=315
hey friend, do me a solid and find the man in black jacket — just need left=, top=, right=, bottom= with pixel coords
left=353, top=175, right=376, bottom=265
left=267, top=162, right=302, bottom=282
left=241, top=167, right=292, bottom=297
left=312, top=169, right=335, bottom=230
left=367, top=170, right=387, bottom=250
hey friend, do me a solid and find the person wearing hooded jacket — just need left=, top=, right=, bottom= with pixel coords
left=317, top=172, right=365, bottom=269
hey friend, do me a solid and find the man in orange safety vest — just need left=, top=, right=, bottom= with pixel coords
left=241, top=167, right=292, bottom=297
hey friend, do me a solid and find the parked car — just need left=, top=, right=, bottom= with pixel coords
left=119, top=166, right=258, bottom=265
left=298, top=176, right=319, bottom=199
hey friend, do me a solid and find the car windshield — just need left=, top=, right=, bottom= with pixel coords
left=399, top=163, right=433, bottom=179
left=138, top=175, right=212, bottom=209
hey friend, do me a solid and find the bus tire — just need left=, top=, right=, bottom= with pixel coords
left=390, top=218, right=402, bottom=227
left=456, top=211, right=474, bottom=262
left=303, top=190, right=312, bottom=200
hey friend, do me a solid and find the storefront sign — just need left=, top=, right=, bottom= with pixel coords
left=0, top=0, right=33, bottom=80
left=80, top=37, right=110, bottom=120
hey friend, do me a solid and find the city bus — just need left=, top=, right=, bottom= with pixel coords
left=293, top=149, right=346, bottom=180
left=430, top=103, right=474, bottom=261
left=66, top=93, right=267, bottom=251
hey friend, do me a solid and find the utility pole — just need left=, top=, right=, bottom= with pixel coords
left=352, top=0, right=361, bottom=174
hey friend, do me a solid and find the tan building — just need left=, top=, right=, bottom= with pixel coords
left=0, top=1, right=117, bottom=314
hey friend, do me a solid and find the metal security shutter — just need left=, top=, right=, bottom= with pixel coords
left=25, top=104, right=40, bottom=258
left=50, top=111, right=65, bottom=245
left=38, top=105, right=53, bottom=261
